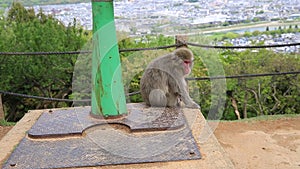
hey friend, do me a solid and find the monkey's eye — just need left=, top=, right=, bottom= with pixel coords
left=184, top=61, right=191, bottom=64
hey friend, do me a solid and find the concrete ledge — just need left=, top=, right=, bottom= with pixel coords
left=0, top=110, right=43, bottom=165
left=0, top=104, right=234, bottom=169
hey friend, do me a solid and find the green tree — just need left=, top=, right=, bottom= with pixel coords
left=223, top=21, right=230, bottom=26
left=252, top=17, right=260, bottom=22
left=0, top=0, right=90, bottom=7
left=0, top=2, right=90, bottom=121
left=222, top=32, right=239, bottom=40
left=256, top=10, right=264, bottom=15
left=243, top=31, right=252, bottom=38
left=252, top=30, right=261, bottom=37
left=219, top=49, right=300, bottom=119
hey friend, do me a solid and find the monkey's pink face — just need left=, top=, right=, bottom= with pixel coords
left=183, top=59, right=192, bottom=75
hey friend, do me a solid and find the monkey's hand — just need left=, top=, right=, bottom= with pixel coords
left=185, top=101, right=200, bottom=109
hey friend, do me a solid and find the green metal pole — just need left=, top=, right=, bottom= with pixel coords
left=91, top=0, right=127, bottom=118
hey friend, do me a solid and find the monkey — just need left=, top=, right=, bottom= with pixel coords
left=140, top=47, right=200, bottom=109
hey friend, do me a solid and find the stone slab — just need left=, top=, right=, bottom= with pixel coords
left=0, top=103, right=235, bottom=169
left=4, top=126, right=200, bottom=169
left=3, top=105, right=201, bottom=169
left=28, top=105, right=186, bottom=138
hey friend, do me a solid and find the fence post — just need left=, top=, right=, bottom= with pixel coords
left=175, top=35, right=188, bottom=48
left=91, top=0, right=127, bottom=118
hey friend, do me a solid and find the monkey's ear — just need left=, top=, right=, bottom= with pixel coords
left=170, top=54, right=178, bottom=60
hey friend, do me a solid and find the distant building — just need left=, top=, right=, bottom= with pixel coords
left=289, top=14, right=300, bottom=20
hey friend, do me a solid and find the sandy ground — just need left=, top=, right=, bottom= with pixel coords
left=1, top=116, right=300, bottom=169
left=214, top=116, right=300, bottom=169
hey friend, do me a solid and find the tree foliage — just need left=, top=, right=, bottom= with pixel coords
left=0, top=0, right=90, bottom=8
left=219, top=49, right=299, bottom=120
left=0, top=2, right=90, bottom=121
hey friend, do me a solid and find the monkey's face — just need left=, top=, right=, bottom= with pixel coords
left=183, top=58, right=193, bottom=75
left=174, top=48, right=194, bottom=76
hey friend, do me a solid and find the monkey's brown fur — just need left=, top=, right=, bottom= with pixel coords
left=140, top=48, right=200, bottom=109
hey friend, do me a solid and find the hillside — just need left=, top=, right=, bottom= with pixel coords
left=0, top=0, right=90, bottom=7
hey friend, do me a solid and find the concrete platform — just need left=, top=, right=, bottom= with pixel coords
left=0, top=103, right=234, bottom=169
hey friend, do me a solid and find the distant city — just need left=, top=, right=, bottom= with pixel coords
left=28, top=0, right=300, bottom=36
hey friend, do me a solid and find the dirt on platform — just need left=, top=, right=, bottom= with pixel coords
left=1, top=116, right=300, bottom=169
left=0, top=126, right=13, bottom=141
left=214, top=116, right=300, bottom=169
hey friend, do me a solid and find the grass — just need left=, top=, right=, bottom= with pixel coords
left=0, top=119, right=15, bottom=126
left=247, top=114, right=300, bottom=121
left=220, top=114, right=300, bottom=123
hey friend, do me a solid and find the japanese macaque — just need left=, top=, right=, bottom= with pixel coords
left=140, top=47, right=200, bottom=109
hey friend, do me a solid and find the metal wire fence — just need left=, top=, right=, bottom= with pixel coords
left=0, top=41, right=299, bottom=102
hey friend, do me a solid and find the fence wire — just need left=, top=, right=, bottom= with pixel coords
left=0, top=41, right=299, bottom=101
left=0, top=42, right=299, bottom=56
left=187, top=42, right=300, bottom=49
left=1, top=71, right=299, bottom=102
